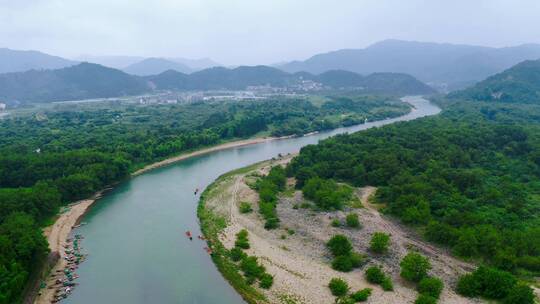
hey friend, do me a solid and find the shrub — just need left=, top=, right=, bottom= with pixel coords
left=229, top=247, right=246, bottom=262
left=476, top=266, right=516, bottom=299
left=418, top=277, right=443, bottom=299
left=327, top=234, right=353, bottom=257
left=331, top=219, right=341, bottom=227
left=328, top=278, right=349, bottom=296
left=457, top=266, right=518, bottom=299
left=400, top=252, right=431, bottom=282
left=240, top=256, right=265, bottom=279
left=235, top=229, right=250, bottom=249
left=456, top=273, right=480, bottom=297
left=414, top=294, right=437, bottom=304
left=346, top=213, right=360, bottom=228
left=264, top=217, right=279, bottom=230
left=350, top=288, right=372, bottom=302
left=369, top=232, right=390, bottom=254
left=365, top=266, right=393, bottom=291
left=332, top=255, right=353, bottom=272
left=239, top=201, right=253, bottom=213
left=365, top=266, right=385, bottom=284
left=503, top=283, right=535, bottom=304
left=336, top=297, right=355, bottom=304
left=380, top=277, right=394, bottom=291
left=349, top=252, right=367, bottom=268
left=259, top=273, right=274, bottom=289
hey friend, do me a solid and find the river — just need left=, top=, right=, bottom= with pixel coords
left=64, top=96, right=440, bottom=304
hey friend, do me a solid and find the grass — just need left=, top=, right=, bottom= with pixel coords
left=198, top=165, right=269, bottom=304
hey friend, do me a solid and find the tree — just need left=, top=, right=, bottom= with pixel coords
left=400, top=252, right=431, bottom=282
left=327, top=235, right=353, bottom=257
left=414, top=294, right=437, bottom=304
left=328, top=278, right=349, bottom=296
left=503, top=284, right=535, bottom=304
left=346, top=213, right=360, bottom=228
left=417, top=277, right=443, bottom=299
left=350, top=288, right=372, bottom=302
left=369, top=232, right=390, bottom=254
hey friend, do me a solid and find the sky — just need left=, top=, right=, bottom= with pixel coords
left=1, top=0, right=540, bottom=65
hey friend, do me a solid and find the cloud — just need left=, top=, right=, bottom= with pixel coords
left=1, top=0, right=539, bottom=65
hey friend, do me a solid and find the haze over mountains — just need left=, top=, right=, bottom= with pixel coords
left=0, top=63, right=434, bottom=103
left=123, top=58, right=193, bottom=76
left=0, top=48, right=77, bottom=73
left=278, top=40, right=540, bottom=90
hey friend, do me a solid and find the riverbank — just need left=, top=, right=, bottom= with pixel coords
left=34, top=191, right=104, bottom=304
left=132, top=136, right=287, bottom=176
left=198, top=158, right=479, bottom=304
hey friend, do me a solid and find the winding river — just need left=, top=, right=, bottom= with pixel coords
left=64, top=96, right=440, bottom=304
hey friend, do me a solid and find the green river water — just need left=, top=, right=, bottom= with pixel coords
left=64, top=96, right=440, bottom=304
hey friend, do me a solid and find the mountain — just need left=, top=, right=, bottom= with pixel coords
left=450, top=59, right=540, bottom=103
left=0, top=48, right=77, bottom=73
left=0, top=63, right=148, bottom=103
left=75, top=55, right=144, bottom=69
left=148, top=66, right=435, bottom=94
left=168, top=57, right=221, bottom=71
left=123, top=58, right=192, bottom=76
left=278, top=40, right=540, bottom=90
left=0, top=64, right=433, bottom=104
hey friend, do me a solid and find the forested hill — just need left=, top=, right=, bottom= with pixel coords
left=0, top=63, right=148, bottom=103
left=450, top=59, right=540, bottom=103
left=0, top=63, right=434, bottom=104
left=147, top=67, right=435, bottom=94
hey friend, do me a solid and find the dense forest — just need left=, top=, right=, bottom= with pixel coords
left=0, top=95, right=408, bottom=303
left=287, top=100, right=540, bottom=300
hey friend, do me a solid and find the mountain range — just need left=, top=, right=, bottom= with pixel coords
left=0, top=48, right=77, bottom=74
left=0, top=63, right=434, bottom=104
left=123, top=58, right=193, bottom=75
left=450, top=59, right=540, bottom=103
left=278, top=40, right=540, bottom=90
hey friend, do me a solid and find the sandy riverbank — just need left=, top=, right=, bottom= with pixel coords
left=34, top=192, right=103, bottom=304
left=132, top=136, right=284, bottom=176
left=201, top=157, right=481, bottom=304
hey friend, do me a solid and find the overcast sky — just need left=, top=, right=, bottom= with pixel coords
left=1, top=0, right=539, bottom=65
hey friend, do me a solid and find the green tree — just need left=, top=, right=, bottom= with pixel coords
left=328, top=278, right=349, bottom=297
left=327, top=235, right=353, bottom=257
left=369, top=232, right=390, bottom=254
left=400, top=252, right=431, bottom=282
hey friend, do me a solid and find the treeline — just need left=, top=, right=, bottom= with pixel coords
left=0, top=95, right=407, bottom=302
left=287, top=102, right=540, bottom=276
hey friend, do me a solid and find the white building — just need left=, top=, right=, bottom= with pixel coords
left=0, top=103, right=6, bottom=111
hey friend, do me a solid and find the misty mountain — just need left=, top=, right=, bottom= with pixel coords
left=75, top=55, right=145, bottom=69
left=168, top=57, right=221, bottom=71
left=0, top=63, right=433, bottom=103
left=123, top=58, right=193, bottom=76
left=148, top=65, right=435, bottom=94
left=450, top=59, right=540, bottom=103
left=0, top=63, right=148, bottom=103
left=0, top=48, right=77, bottom=73
left=278, top=40, right=540, bottom=90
